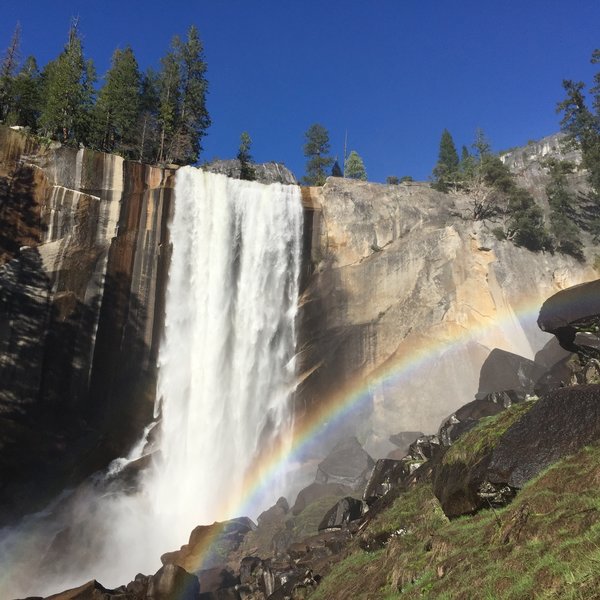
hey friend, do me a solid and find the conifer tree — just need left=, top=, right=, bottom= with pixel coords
left=93, top=46, right=142, bottom=156
left=156, top=50, right=180, bottom=163
left=302, top=123, right=333, bottom=185
left=237, top=131, right=255, bottom=181
left=6, top=56, right=40, bottom=128
left=137, top=69, right=160, bottom=162
left=0, top=23, right=21, bottom=122
left=331, top=159, right=343, bottom=177
left=39, top=21, right=96, bottom=145
left=344, top=150, right=367, bottom=180
left=432, top=129, right=459, bottom=191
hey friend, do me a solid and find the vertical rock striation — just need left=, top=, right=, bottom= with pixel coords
left=0, top=126, right=174, bottom=523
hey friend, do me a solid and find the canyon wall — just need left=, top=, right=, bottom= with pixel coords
left=0, top=127, right=174, bottom=523
left=298, top=169, right=597, bottom=456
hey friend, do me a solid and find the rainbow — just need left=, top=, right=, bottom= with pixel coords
left=173, top=290, right=557, bottom=574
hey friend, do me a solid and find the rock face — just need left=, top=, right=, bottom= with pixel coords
left=297, top=171, right=596, bottom=456
left=202, top=159, right=297, bottom=185
left=0, top=126, right=174, bottom=523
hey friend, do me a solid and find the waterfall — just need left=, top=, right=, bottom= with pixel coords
left=0, top=168, right=303, bottom=597
left=148, top=167, right=303, bottom=542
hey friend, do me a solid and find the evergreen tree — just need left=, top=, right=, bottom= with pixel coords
left=170, top=25, right=210, bottom=164
left=545, top=158, right=584, bottom=258
left=506, top=188, right=553, bottom=252
left=472, top=127, right=492, bottom=160
left=386, top=175, right=400, bottom=185
left=156, top=49, right=180, bottom=163
left=237, top=131, right=255, bottom=181
left=6, top=56, right=40, bottom=128
left=344, top=150, right=367, bottom=180
left=92, top=46, right=142, bottom=156
left=0, top=23, right=21, bottom=122
left=432, top=129, right=459, bottom=191
left=137, top=69, right=160, bottom=162
left=302, top=123, right=333, bottom=185
left=39, top=22, right=96, bottom=145
left=331, top=159, right=343, bottom=177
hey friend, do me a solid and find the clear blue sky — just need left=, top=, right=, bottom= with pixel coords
left=1, top=1, right=599, bottom=182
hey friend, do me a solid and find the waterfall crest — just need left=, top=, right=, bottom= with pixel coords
left=0, top=168, right=303, bottom=597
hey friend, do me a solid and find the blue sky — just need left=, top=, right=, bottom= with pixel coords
left=1, top=1, right=599, bottom=182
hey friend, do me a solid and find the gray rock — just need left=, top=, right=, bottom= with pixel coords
left=315, top=437, right=375, bottom=491
left=147, top=564, right=200, bottom=600
left=201, top=159, right=297, bottom=185
left=317, top=497, right=365, bottom=530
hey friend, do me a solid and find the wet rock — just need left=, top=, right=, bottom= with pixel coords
left=487, top=385, right=600, bottom=488
left=315, top=437, right=374, bottom=491
left=477, top=348, right=546, bottom=397
left=363, top=459, right=412, bottom=504
left=291, top=482, right=354, bottom=516
left=438, top=390, right=527, bottom=446
left=162, top=517, right=256, bottom=573
left=147, top=564, right=200, bottom=600
left=197, top=567, right=238, bottom=594
left=41, top=580, right=114, bottom=599
left=433, top=385, right=600, bottom=517
left=538, top=280, right=600, bottom=351
left=317, top=497, right=365, bottom=530
left=408, top=435, right=440, bottom=461
left=388, top=431, right=423, bottom=456
left=257, top=497, right=289, bottom=526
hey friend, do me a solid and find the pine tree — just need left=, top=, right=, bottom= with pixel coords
left=432, top=129, right=459, bottom=192
left=137, top=69, right=160, bottom=162
left=39, top=22, right=96, bottom=145
left=302, top=123, right=333, bottom=185
left=92, top=46, right=142, bottom=156
left=170, top=25, right=210, bottom=164
left=6, top=56, right=40, bottom=128
left=344, top=150, right=367, bottom=180
left=0, top=23, right=21, bottom=122
left=331, top=159, right=343, bottom=177
left=545, top=158, right=584, bottom=258
left=237, top=131, right=255, bottom=181
left=156, top=50, right=180, bottom=163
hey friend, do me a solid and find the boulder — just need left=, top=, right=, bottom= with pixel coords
left=362, top=459, right=412, bottom=504
left=433, top=385, right=600, bottom=517
left=315, top=437, right=375, bottom=491
left=147, top=564, right=200, bottom=600
left=43, top=580, right=114, bottom=600
left=477, top=348, right=546, bottom=397
left=257, top=496, right=289, bottom=526
left=317, top=497, right=365, bottom=530
left=291, top=482, right=354, bottom=516
left=388, top=431, right=423, bottom=456
left=161, top=517, right=256, bottom=573
left=438, top=390, right=526, bottom=446
left=538, top=279, right=600, bottom=351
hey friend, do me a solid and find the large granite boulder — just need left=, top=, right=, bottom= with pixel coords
left=433, top=385, right=600, bottom=518
left=291, top=482, right=354, bottom=516
left=538, top=279, right=600, bottom=352
left=161, top=517, right=256, bottom=574
left=147, top=564, right=200, bottom=600
left=317, top=497, right=365, bottom=531
left=477, top=348, right=546, bottom=397
left=315, top=437, right=374, bottom=491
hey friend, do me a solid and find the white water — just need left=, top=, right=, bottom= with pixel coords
left=0, top=168, right=303, bottom=597
left=148, top=167, right=303, bottom=542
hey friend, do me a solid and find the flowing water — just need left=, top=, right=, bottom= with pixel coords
left=0, top=168, right=303, bottom=597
